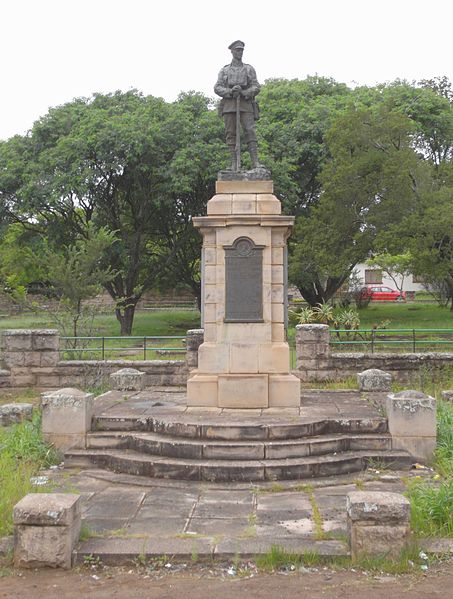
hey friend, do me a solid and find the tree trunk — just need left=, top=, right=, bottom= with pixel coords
left=115, top=304, right=136, bottom=336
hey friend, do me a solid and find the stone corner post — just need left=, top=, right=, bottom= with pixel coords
left=41, top=388, right=93, bottom=451
left=386, top=390, right=436, bottom=463
left=295, top=324, right=332, bottom=380
left=186, top=329, right=204, bottom=369
left=347, top=491, right=411, bottom=561
left=13, top=493, right=81, bottom=569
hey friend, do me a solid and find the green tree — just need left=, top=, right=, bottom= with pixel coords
left=366, top=252, right=413, bottom=296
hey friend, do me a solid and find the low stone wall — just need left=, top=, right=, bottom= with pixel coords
left=0, top=330, right=188, bottom=388
left=2, top=327, right=453, bottom=388
left=295, top=325, right=453, bottom=382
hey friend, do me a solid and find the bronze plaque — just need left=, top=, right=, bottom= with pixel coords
left=224, top=237, right=264, bottom=322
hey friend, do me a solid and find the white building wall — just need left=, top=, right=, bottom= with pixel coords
left=354, top=264, right=425, bottom=292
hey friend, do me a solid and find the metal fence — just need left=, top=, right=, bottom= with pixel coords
left=60, top=336, right=186, bottom=361
left=330, top=329, right=453, bottom=353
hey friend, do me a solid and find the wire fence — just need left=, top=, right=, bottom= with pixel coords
left=60, top=335, right=186, bottom=361
left=330, top=328, right=453, bottom=353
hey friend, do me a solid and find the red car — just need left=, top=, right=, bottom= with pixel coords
left=360, top=285, right=406, bottom=301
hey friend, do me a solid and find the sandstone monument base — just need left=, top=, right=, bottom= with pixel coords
left=187, top=179, right=300, bottom=408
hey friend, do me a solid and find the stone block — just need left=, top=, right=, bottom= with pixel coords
left=14, top=493, right=81, bottom=527
left=259, top=343, right=290, bottom=373
left=0, top=369, right=10, bottom=387
left=32, top=330, right=60, bottom=351
left=215, top=180, right=273, bottom=194
left=203, top=304, right=217, bottom=324
left=207, top=194, right=232, bottom=215
left=40, top=351, right=60, bottom=367
left=441, top=390, right=453, bottom=401
left=14, top=493, right=81, bottom=569
left=272, top=324, right=285, bottom=342
left=185, top=329, right=204, bottom=352
left=257, top=194, right=281, bottom=215
left=203, top=323, right=217, bottom=342
left=230, top=343, right=259, bottom=373
left=295, top=323, right=330, bottom=344
left=271, top=247, right=284, bottom=265
left=1, top=330, right=34, bottom=351
left=0, top=403, right=33, bottom=426
left=271, top=265, right=284, bottom=284
left=386, top=390, right=436, bottom=437
left=391, top=436, right=437, bottom=463
left=218, top=374, right=268, bottom=408
left=41, top=388, right=93, bottom=450
left=110, top=368, right=145, bottom=391
left=350, top=524, right=411, bottom=560
left=271, top=284, right=284, bottom=303
left=347, top=491, right=411, bottom=561
left=271, top=303, right=285, bottom=323
left=347, top=491, right=411, bottom=523
left=23, top=351, right=42, bottom=367
left=268, top=374, right=300, bottom=407
left=204, top=265, right=216, bottom=284
left=222, top=322, right=271, bottom=343
left=198, top=343, right=229, bottom=373
left=232, top=193, right=256, bottom=214
left=187, top=374, right=218, bottom=406
left=357, top=368, right=392, bottom=392
left=204, top=246, right=217, bottom=265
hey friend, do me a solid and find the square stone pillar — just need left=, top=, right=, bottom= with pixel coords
left=41, top=388, right=93, bottom=451
left=347, top=491, right=411, bottom=561
left=187, top=179, right=300, bottom=408
left=14, top=493, right=81, bottom=569
left=386, top=390, right=436, bottom=463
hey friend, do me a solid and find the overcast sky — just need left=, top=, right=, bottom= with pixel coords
left=2, top=0, right=453, bottom=140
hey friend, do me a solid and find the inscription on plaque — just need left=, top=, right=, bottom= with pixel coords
left=224, top=237, right=264, bottom=322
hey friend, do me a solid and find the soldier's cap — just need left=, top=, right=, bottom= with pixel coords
left=228, top=40, right=245, bottom=50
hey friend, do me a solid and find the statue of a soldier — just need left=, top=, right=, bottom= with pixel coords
left=215, top=40, right=264, bottom=172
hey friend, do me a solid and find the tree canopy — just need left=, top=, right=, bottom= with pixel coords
left=1, top=76, right=453, bottom=332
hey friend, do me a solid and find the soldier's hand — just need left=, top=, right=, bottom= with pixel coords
left=231, top=85, right=241, bottom=98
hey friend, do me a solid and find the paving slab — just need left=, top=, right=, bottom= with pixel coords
left=39, top=464, right=440, bottom=564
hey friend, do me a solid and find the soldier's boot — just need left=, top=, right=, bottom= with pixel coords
left=248, top=142, right=264, bottom=169
left=228, top=146, right=237, bottom=171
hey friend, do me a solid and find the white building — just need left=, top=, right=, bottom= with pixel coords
left=354, top=263, right=425, bottom=293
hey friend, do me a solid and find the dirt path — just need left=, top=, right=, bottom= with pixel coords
left=1, top=562, right=453, bottom=599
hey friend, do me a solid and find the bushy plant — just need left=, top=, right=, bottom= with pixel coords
left=0, top=412, right=59, bottom=535
left=406, top=477, right=453, bottom=537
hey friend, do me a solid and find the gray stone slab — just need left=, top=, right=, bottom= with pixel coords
left=257, top=493, right=311, bottom=511
left=187, top=517, right=252, bottom=537
left=126, top=517, right=188, bottom=536
left=83, top=488, right=146, bottom=519
left=83, top=517, right=129, bottom=533
left=77, top=536, right=215, bottom=564
left=199, top=489, right=253, bottom=504
left=193, top=502, right=252, bottom=519
left=214, top=537, right=348, bottom=557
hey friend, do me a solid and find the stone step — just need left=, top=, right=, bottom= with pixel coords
left=86, top=431, right=393, bottom=460
left=64, top=448, right=412, bottom=482
left=93, top=415, right=388, bottom=440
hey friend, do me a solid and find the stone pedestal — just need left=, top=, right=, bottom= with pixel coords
left=386, top=390, right=436, bottom=463
left=187, top=180, right=300, bottom=408
left=347, top=491, right=411, bottom=561
left=41, top=388, right=93, bottom=451
left=14, top=493, right=81, bottom=569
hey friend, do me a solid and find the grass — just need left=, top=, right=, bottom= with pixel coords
left=0, top=412, right=60, bottom=536
left=0, top=388, right=41, bottom=407
left=0, top=309, right=200, bottom=337
left=406, top=477, right=453, bottom=537
left=434, top=398, right=453, bottom=477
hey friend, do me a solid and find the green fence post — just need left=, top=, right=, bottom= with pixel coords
left=144, top=337, right=147, bottom=360
left=102, top=337, right=105, bottom=360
